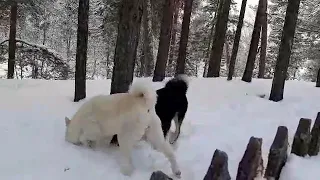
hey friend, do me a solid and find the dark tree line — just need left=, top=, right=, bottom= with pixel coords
left=2, top=0, right=306, bottom=103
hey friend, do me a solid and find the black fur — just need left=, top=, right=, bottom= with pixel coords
left=155, top=76, right=188, bottom=139
left=110, top=75, right=189, bottom=145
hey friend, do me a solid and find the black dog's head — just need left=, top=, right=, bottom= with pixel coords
left=164, top=74, right=189, bottom=94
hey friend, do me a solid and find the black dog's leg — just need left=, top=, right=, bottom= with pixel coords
left=169, top=101, right=188, bottom=144
left=110, top=134, right=119, bottom=146
left=162, top=122, right=171, bottom=138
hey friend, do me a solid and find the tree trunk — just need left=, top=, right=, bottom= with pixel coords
left=225, top=42, right=230, bottom=73
left=153, top=0, right=174, bottom=82
left=74, top=0, right=90, bottom=102
left=110, top=0, right=143, bottom=94
left=316, top=68, right=320, bottom=87
left=42, top=28, right=47, bottom=45
left=269, top=0, right=301, bottom=102
left=258, top=0, right=268, bottom=79
left=106, top=50, right=111, bottom=78
left=168, top=0, right=181, bottom=65
left=175, top=0, right=193, bottom=75
left=66, top=32, right=72, bottom=62
left=207, top=0, right=232, bottom=77
left=91, top=46, right=97, bottom=79
left=19, top=60, right=23, bottom=79
left=142, top=0, right=154, bottom=77
left=139, top=40, right=145, bottom=77
left=7, top=1, right=17, bottom=79
left=227, top=0, right=247, bottom=80
left=32, top=55, right=38, bottom=79
left=242, top=0, right=264, bottom=82
left=203, top=3, right=219, bottom=78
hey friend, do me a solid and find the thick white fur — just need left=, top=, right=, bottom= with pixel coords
left=64, top=80, right=181, bottom=177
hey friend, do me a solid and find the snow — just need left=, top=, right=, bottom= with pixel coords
left=0, top=77, right=320, bottom=180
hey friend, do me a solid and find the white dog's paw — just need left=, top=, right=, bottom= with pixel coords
left=120, top=164, right=134, bottom=176
left=173, top=169, right=181, bottom=178
left=171, top=165, right=181, bottom=178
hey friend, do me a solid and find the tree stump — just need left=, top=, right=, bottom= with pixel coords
left=265, top=126, right=288, bottom=180
left=203, top=149, right=231, bottom=180
left=236, top=136, right=263, bottom=180
left=308, top=112, right=320, bottom=156
left=150, top=171, right=173, bottom=180
left=291, top=118, right=311, bottom=157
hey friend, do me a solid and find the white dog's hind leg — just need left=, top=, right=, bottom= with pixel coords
left=146, top=114, right=181, bottom=177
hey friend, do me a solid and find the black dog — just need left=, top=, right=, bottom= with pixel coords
left=110, top=75, right=189, bottom=145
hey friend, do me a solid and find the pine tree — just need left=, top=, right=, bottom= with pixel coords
left=269, top=0, right=302, bottom=102
left=74, top=0, right=90, bottom=102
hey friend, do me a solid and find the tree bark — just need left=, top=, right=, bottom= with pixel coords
left=110, top=0, right=143, bottom=94
left=269, top=0, right=301, bottom=102
left=207, top=0, right=232, bottom=77
left=142, top=0, right=154, bottom=77
left=241, top=0, right=264, bottom=82
left=106, top=50, right=111, bottom=78
left=91, top=46, right=97, bottom=79
left=139, top=36, right=145, bottom=77
left=168, top=0, right=181, bottom=65
left=316, top=68, right=320, bottom=87
left=203, top=2, right=219, bottom=78
left=74, top=0, right=89, bottom=102
left=7, top=1, right=17, bottom=79
left=153, top=0, right=174, bottom=82
left=175, top=0, right=193, bottom=75
left=258, top=0, right=268, bottom=79
left=227, top=0, right=247, bottom=80
left=225, top=41, right=230, bottom=73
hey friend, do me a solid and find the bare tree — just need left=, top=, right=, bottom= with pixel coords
left=225, top=41, right=230, bottom=72
left=153, top=0, right=174, bottom=82
left=175, top=0, right=194, bottom=75
left=74, top=0, right=90, bottom=102
left=168, top=0, right=181, bottom=65
left=316, top=68, right=320, bottom=87
left=142, top=0, right=154, bottom=77
left=110, top=0, right=143, bottom=94
left=258, top=0, right=268, bottom=78
left=227, top=0, right=247, bottom=80
left=269, top=0, right=301, bottom=102
left=7, top=1, right=17, bottom=79
left=203, top=1, right=219, bottom=77
left=241, top=0, right=264, bottom=82
left=207, top=0, right=232, bottom=77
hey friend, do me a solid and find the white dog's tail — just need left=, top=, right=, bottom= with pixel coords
left=128, top=80, right=157, bottom=109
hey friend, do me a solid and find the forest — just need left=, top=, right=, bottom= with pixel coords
left=1, top=0, right=319, bottom=101
left=1, top=0, right=320, bottom=179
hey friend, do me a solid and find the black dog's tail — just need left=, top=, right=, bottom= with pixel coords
left=165, top=74, right=189, bottom=94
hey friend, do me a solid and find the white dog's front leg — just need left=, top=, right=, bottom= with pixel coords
left=146, top=114, right=181, bottom=177
left=117, top=132, right=136, bottom=176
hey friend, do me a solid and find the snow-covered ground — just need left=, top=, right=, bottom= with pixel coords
left=0, top=77, right=319, bottom=180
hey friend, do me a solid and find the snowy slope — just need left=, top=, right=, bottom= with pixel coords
left=0, top=77, right=319, bottom=180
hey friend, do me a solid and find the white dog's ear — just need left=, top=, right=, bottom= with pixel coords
left=65, top=117, right=71, bottom=126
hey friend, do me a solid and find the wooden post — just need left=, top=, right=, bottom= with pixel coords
left=265, top=126, right=288, bottom=180
left=291, top=118, right=311, bottom=157
left=203, top=149, right=231, bottom=180
left=150, top=171, right=173, bottom=180
left=308, top=112, right=320, bottom=156
left=236, top=137, right=263, bottom=180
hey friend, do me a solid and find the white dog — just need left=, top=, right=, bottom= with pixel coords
left=64, top=80, right=181, bottom=177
